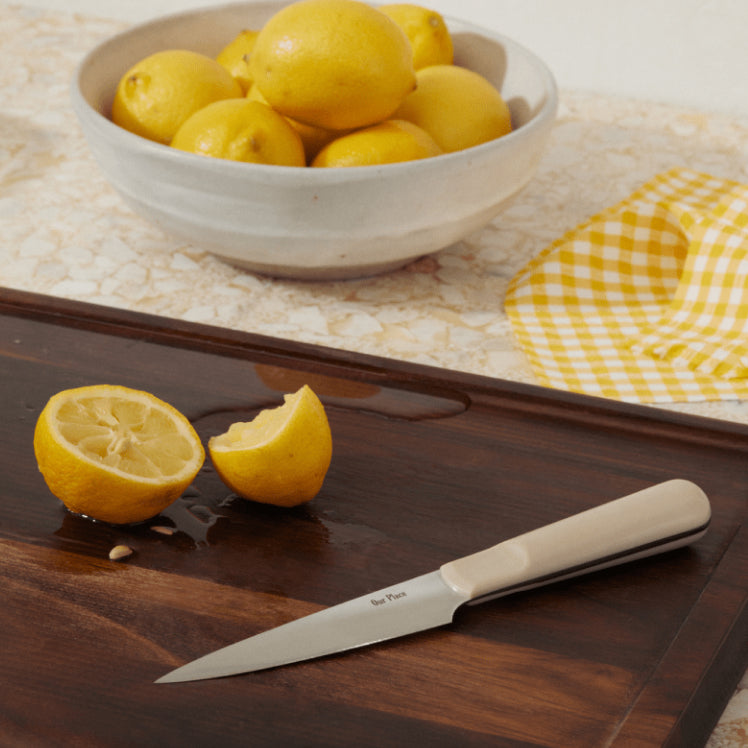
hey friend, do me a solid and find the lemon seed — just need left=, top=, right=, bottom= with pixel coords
left=109, top=544, right=133, bottom=561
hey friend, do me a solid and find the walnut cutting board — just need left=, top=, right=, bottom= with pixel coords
left=1, top=287, right=746, bottom=747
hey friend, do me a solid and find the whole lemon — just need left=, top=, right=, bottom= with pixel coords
left=249, top=0, right=416, bottom=130
left=215, top=29, right=260, bottom=94
left=112, top=49, right=242, bottom=144
left=393, top=64, right=513, bottom=153
left=312, top=119, right=442, bottom=167
left=171, top=99, right=306, bottom=166
left=247, top=85, right=341, bottom=163
left=379, top=3, right=454, bottom=70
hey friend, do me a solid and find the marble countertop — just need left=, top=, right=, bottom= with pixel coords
left=2, top=3, right=747, bottom=743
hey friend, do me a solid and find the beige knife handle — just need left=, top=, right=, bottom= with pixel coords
left=440, top=479, right=711, bottom=602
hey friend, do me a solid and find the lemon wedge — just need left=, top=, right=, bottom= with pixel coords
left=209, top=385, right=332, bottom=507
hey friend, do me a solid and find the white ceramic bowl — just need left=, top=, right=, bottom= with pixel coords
left=72, top=1, right=558, bottom=280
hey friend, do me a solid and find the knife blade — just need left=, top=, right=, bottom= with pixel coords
left=156, top=478, right=710, bottom=684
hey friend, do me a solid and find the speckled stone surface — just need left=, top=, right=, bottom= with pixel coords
left=2, top=4, right=747, bottom=742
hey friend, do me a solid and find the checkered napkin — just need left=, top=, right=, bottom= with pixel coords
left=504, top=168, right=748, bottom=403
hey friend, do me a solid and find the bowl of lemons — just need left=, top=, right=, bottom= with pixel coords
left=72, top=0, right=558, bottom=280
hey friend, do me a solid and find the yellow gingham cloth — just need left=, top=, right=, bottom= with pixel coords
left=505, top=168, right=748, bottom=403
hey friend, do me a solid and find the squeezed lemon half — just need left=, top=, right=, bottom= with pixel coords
left=209, top=385, right=332, bottom=507
left=33, top=384, right=205, bottom=525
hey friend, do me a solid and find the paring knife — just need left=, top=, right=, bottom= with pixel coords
left=156, top=478, right=710, bottom=684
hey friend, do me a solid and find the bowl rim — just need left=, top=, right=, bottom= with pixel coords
left=71, top=0, right=559, bottom=182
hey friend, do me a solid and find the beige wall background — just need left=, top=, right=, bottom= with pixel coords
left=32, top=0, right=748, bottom=116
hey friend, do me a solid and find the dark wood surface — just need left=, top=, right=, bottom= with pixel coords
left=1, top=287, right=746, bottom=747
